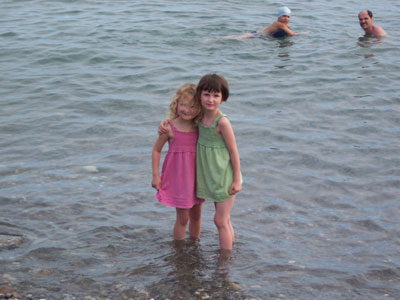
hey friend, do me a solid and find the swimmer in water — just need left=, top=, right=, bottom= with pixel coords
left=234, top=6, right=309, bottom=39
left=358, top=10, right=386, bottom=37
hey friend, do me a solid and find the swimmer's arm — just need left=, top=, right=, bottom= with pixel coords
left=294, top=31, right=310, bottom=35
left=231, top=32, right=255, bottom=39
left=283, top=27, right=310, bottom=36
left=274, top=22, right=310, bottom=36
left=279, top=23, right=297, bottom=36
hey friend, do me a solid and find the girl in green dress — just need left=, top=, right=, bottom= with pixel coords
left=195, top=74, right=242, bottom=251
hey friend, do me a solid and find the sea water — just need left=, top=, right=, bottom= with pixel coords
left=1, top=0, right=399, bottom=299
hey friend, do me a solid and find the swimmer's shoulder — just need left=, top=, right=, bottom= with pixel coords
left=258, top=22, right=277, bottom=34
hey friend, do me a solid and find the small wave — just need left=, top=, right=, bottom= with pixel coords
left=0, top=32, right=17, bottom=38
left=81, top=166, right=99, bottom=173
left=26, top=247, right=67, bottom=261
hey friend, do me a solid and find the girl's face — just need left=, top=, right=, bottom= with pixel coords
left=177, top=95, right=198, bottom=121
left=200, top=89, right=222, bottom=112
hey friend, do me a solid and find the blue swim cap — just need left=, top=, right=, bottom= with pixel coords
left=277, top=6, right=291, bottom=18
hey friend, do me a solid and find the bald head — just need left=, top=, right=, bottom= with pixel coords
left=358, top=10, right=373, bottom=19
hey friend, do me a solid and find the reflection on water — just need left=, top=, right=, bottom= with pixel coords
left=357, top=35, right=386, bottom=58
left=357, top=35, right=384, bottom=49
left=146, top=240, right=247, bottom=299
left=274, top=39, right=293, bottom=69
left=277, top=38, right=294, bottom=49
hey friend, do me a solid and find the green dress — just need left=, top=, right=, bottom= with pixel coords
left=196, top=114, right=234, bottom=202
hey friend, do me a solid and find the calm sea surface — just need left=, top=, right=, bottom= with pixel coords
left=1, top=0, right=399, bottom=299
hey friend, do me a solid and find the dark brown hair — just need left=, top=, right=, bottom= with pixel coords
left=196, top=74, right=230, bottom=102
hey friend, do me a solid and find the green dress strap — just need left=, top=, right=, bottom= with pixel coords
left=198, top=113, right=227, bottom=148
left=211, top=113, right=226, bottom=128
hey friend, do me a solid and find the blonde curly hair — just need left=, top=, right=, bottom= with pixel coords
left=168, top=83, right=201, bottom=123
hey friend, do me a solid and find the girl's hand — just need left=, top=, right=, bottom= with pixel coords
left=229, top=180, right=242, bottom=196
left=158, top=120, right=169, bottom=135
left=152, top=175, right=161, bottom=191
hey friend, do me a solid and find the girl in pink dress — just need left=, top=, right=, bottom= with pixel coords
left=151, top=83, right=205, bottom=240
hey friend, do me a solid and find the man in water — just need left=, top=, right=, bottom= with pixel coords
left=358, top=10, right=386, bottom=37
left=235, top=7, right=308, bottom=39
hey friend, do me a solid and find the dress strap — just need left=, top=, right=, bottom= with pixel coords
left=169, top=121, right=177, bottom=133
left=211, top=113, right=226, bottom=128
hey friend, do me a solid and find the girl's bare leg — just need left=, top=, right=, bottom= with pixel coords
left=174, top=208, right=189, bottom=240
left=214, top=195, right=235, bottom=250
left=189, top=203, right=202, bottom=239
left=228, top=218, right=234, bottom=244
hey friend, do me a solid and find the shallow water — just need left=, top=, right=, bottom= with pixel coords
left=1, top=0, right=400, bottom=299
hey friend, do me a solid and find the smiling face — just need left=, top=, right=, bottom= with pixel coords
left=177, top=95, right=198, bottom=121
left=200, top=89, right=223, bottom=112
left=358, top=10, right=373, bottom=32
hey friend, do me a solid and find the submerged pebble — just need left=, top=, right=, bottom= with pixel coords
left=0, top=235, right=23, bottom=250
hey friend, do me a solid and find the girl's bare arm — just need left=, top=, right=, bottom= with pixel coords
left=151, top=125, right=172, bottom=190
left=218, top=117, right=242, bottom=194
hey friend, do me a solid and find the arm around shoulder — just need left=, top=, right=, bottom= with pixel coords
left=158, top=119, right=170, bottom=135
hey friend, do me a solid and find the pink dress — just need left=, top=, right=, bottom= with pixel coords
left=156, top=123, right=204, bottom=209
